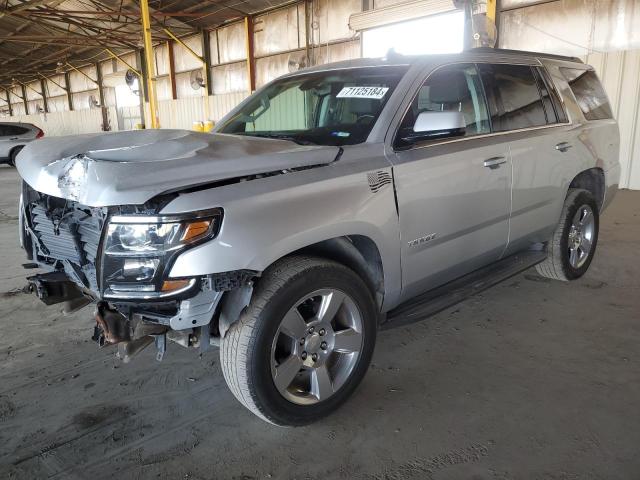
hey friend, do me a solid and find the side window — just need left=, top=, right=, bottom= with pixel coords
left=4, top=125, right=27, bottom=136
left=536, top=66, right=568, bottom=123
left=532, top=67, right=558, bottom=123
left=560, top=68, right=613, bottom=121
left=396, top=63, right=490, bottom=147
left=479, top=64, right=548, bottom=132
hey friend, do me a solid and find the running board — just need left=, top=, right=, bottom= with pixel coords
left=383, top=251, right=547, bottom=330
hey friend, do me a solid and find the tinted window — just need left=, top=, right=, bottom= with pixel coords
left=1, top=125, right=28, bottom=136
left=537, top=66, right=568, bottom=123
left=532, top=67, right=558, bottom=123
left=479, top=64, right=547, bottom=131
left=560, top=68, right=613, bottom=121
left=396, top=63, right=490, bottom=146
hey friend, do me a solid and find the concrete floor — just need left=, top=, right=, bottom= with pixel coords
left=0, top=164, right=638, bottom=480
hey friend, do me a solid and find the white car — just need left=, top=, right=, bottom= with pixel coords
left=0, top=122, right=44, bottom=166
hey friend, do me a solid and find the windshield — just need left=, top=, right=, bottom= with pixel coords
left=217, top=66, right=409, bottom=146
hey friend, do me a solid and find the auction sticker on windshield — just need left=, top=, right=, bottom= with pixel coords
left=337, top=86, right=389, bottom=100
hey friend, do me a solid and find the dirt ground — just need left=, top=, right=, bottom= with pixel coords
left=0, top=164, right=638, bottom=479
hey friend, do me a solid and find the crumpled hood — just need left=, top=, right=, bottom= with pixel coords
left=16, top=129, right=339, bottom=207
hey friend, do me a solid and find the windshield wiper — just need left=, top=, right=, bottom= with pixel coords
left=246, top=133, right=317, bottom=146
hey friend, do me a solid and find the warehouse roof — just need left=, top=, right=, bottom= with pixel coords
left=0, top=0, right=294, bottom=87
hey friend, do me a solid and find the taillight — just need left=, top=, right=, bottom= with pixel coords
left=35, top=129, right=44, bottom=139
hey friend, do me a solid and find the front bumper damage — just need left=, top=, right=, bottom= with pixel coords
left=21, top=184, right=256, bottom=363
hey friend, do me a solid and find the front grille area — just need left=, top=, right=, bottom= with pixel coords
left=31, top=205, right=83, bottom=263
left=24, top=186, right=106, bottom=293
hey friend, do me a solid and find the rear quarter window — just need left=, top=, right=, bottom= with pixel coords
left=0, top=125, right=29, bottom=136
left=560, top=68, right=613, bottom=121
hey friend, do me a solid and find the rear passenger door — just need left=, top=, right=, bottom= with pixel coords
left=478, top=63, right=576, bottom=254
left=391, top=63, right=512, bottom=302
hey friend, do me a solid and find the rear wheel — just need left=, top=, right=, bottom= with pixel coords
left=220, top=256, right=377, bottom=426
left=536, top=188, right=599, bottom=281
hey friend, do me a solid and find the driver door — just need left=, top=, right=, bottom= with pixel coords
left=391, top=63, right=512, bottom=301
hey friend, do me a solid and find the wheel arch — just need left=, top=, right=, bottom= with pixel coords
left=215, top=235, right=387, bottom=339
left=569, top=167, right=605, bottom=210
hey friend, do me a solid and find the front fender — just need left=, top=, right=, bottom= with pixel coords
left=163, top=158, right=402, bottom=310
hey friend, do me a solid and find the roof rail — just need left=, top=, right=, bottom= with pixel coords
left=469, top=47, right=583, bottom=64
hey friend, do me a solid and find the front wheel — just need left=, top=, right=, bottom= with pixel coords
left=220, top=256, right=377, bottom=426
left=536, top=188, right=599, bottom=281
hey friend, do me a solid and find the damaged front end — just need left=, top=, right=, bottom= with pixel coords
left=21, top=181, right=255, bottom=363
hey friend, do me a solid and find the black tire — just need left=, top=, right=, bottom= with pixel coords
left=220, top=256, right=378, bottom=426
left=535, top=188, right=599, bottom=281
left=8, top=146, right=23, bottom=167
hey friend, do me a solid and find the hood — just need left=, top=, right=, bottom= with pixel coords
left=16, top=129, right=339, bottom=207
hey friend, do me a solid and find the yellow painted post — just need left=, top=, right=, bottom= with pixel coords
left=140, top=0, right=160, bottom=128
left=486, top=0, right=497, bottom=23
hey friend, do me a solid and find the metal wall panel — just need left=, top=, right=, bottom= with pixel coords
left=175, top=71, right=205, bottom=98
left=311, top=0, right=361, bottom=44
left=69, top=66, right=98, bottom=93
left=254, top=4, right=305, bottom=57
left=45, top=75, right=66, bottom=98
left=9, top=108, right=106, bottom=136
left=155, top=43, right=170, bottom=76
left=156, top=76, right=172, bottom=101
left=255, top=50, right=307, bottom=88
left=25, top=82, right=43, bottom=101
left=218, top=22, right=247, bottom=63
left=500, top=0, right=640, bottom=56
left=47, top=95, right=68, bottom=113
left=313, top=39, right=361, bottom=65
left=71, top=90, right=100, bottom=110
left=173, top=34, right=203, bottom=73
left=211, top=62, right=248, bottom=94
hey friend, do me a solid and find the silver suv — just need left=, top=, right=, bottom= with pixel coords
left=16, top=49, right=620, bottom=426
left=0, top=122, right=44, bottom=166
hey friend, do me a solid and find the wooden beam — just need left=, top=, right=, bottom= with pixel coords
left=5, top=89, right=12, bottom=116
left=21, top=84, right=28, bottom=115
left=65, top=71, right=74, bottom=111
left=244, top=16, right=256, bottom=93
left=167, top=41, right=177, bottom=100
left=40, top=79, right=48, bottom=113
left=202, top=30, right=213, bottom=97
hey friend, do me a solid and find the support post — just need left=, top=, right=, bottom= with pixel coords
left=64, top=71, right=74, bottom=111
left=167, top=40, right=177, bottom=100
left=96, top=62, right=110, bottom=131
left=163, top=28, right=210, bottom=121
left=6, top=89, right=12, bottom=117
left=39, top=79, right=49, bottom=113
left=21, top=84, right=28, bottom=115
left=140, top=0, right=160, bottom=128
left=244, top=16, right=256, bottom=93
left=201, top=30, right=213, bottom=97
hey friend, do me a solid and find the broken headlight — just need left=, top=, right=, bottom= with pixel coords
left=101, top=209, right=222, bottom=299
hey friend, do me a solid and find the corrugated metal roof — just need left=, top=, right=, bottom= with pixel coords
left=0, top=0, right=295, bottom=87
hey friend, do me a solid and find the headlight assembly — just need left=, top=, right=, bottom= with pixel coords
left=101, top=209, right=222, bottom=299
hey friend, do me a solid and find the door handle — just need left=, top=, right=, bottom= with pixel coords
left=483, top=156, right=507, bottom=169
left=555, top=142, right=572, bottom=152
left=9, top=137, right=18, bottom=140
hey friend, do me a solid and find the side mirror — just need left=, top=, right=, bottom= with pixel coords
left=401, top=111, right=466, bottom=145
